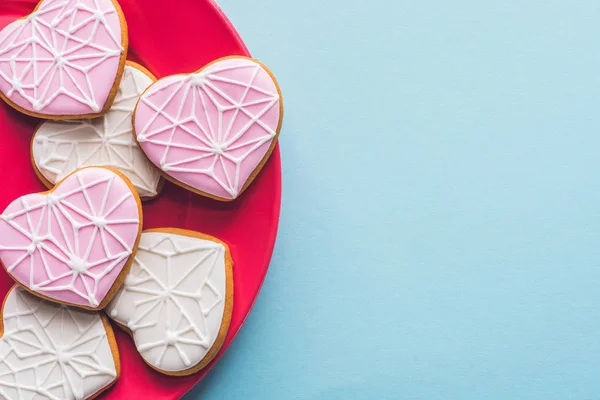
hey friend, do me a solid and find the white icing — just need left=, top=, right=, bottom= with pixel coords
left=32, top=65, right=161, bottom=199
left=106, top=231, right=230, bottom=373
left=0, top=287, right=118, bottom=400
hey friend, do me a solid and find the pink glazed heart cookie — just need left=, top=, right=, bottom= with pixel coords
left=0, top=0, right=128, bottom=119
left=0, top=167, right=142, bottom=310
left=133, top=56, right=283, bottom=201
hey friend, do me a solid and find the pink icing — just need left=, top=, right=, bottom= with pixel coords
left=0, top=0, right=124, bottom=116
left=0, top=167, right=140, bottom=308
left=134, top=57, right=282, bottom=200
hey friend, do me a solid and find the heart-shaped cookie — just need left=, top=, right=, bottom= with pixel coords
left=0, top=167, right=142, bottom=310
left=106, top=229, right=233, bottom=376
left=0, top=0, right=128, bottom=119
left=31, top=62, right=162, bottom=199
left=133, top=56, right=283, bottom=201
left=0, top=286, right=119, bottom=400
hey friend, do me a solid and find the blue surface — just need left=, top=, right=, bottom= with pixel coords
left=186, top=1, right=600, bottom=399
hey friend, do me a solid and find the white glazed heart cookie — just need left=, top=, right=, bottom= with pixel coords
left=31, top=62, right=162, bottom=200
left=0, top=167, right=143, bottom=310
left=106, top=229, right=233, bottom=376
left=133, top=56, right=283, bottom=201
left=0, top=286, right=120, bottom=400
left=0, top=0, right=128, bottom=119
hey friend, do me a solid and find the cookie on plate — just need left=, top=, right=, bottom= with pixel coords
left=0, top=0, right=128, bottom=119
left=31, top=61, right=162, bottom=200
left=0, top=286, right=120, bottom=400
left=106, top=228, right=233, bottom=376
left=133, top=56, right=283, bottom=201
left=0, top=167, right=143, bottom=310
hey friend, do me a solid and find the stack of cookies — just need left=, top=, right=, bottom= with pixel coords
left=0, top=0, right=283, bottom=398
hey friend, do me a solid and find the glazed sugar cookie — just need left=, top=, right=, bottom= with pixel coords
left=134, top=56, right=283, bottom=201
left=0, top=167, right=142, bottom=310
left=106, top=229, right=233, bottom=376
left=0, top=0, right=128, bottom=119
left=0, top=286, right=119, bottom=400
left=32, top=62, right=162, bottom=200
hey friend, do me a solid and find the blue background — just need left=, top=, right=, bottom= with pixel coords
left=187, top=1, right=600, bottom=399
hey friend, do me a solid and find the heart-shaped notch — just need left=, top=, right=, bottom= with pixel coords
left=133, top=56, right=283, bottom=201
left=0, top=0, right=128, bottom=119
left=0, top=167, right=143, bottom=310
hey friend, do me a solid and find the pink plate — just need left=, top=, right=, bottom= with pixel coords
left=0, top=0, right=281, bottom=398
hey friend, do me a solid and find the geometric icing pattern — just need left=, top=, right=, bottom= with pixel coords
left=0, top=286, right=118, bottom=400
left=134, top=57, right=282, bottom=201
left=0, top=167, right=141, bottom=309
left=0, top=0, right=125, bottom=117
left=32, top=64, right=161, bottom=199
left=107, top=230, right=232, bottom=374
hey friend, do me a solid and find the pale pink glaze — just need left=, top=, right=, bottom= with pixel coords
left=0, top=0, right=124, bottom=116
left=0, top=167, right=141, bottom=308
left=134, top=57, right=282, bottom=200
